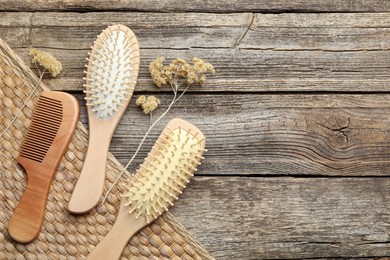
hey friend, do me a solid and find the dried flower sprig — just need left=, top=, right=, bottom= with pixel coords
left=150, top=57, right=215, bottom=87
left=136, top=95, right=160, bottom=115
left=136, top=95, right=161, bottom=125
left=29, top=48, right=62, bottom=77
left=102, top=57, right=214, bottom=204
left=0, top=49, right=62, bottom=139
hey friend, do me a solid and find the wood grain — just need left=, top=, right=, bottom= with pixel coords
left=244, top=13, right=390, bottom=51
left=171, top=176, right=390, bottom=259
left=0, top=0, right=389, bottom=12
left=1, top=12, right=389, bottom=92
left=72, top=93, right=390, bottom=177
left=9, top=48, right=390, bottom=93
left=3, top=12, right=389, bottom=50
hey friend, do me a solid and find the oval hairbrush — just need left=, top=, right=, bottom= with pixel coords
left=86, top=118, right=206, bottom=260
left=68, top=24, right=140, bottom=214
left=8, top=90, right=79, bottom=243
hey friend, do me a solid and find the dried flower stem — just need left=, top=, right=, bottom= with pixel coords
left=0, top=69, right=46, bottom=139
left=1, top=49, right=61, bottom=141
left=102, top=83, right=190, bottom=205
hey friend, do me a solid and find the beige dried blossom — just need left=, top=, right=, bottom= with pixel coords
left=149, top=57, right=215, bottom=87
left=136, top=95, right=160, bottom=114
left=29, top=48, right=63, bottom=77
left=136, top=95, right=146, bottom=106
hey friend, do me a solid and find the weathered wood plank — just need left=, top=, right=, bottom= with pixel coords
left=0, top=0, right=389, bottom=12
left=10, top=47, right=390, bottom=93
left=170, top=176, right=390, bottom=259
left=30, top=12, right=390, bottom=51
left=29, top=12, right=247, bottom=49
left=1, top=12, right=389, bottom=92
left=69, top=93, right=390, bottom=177
left=242, top=13, right=390, bottom=50
left=2, top=12, right=390, bottom=50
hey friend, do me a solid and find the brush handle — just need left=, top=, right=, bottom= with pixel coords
left=86, top=200, right=147, bottom=260
left=8, top=168, right=52, bottom=243
left=68, top=131, right=111, bottom=214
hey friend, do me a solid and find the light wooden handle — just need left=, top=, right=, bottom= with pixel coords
left=67, top=133, right=111, bottom=214
left=8, top=169, right=52, bottom=243
left=86, top=199, right=147, bottom=260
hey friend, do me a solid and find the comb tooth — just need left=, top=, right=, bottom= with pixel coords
left=22, top=139, right=51, bottom=153
left=29, top=117, right=61, bottom=129
left=19, top=152, right=43, bottom=162
left=19, top=96, right=63, bottom=162
left=27, top=125, right=60, bottom=138
left=37, top=100, right=62, bottom=108
left=22, top=138, right=52, bottom=151
left=23, top=131, right=58, bottom=145
left=30, top=113, right=62, bottom=127
left=35, top=107, right=63, bottom=117
left=29, top=119, right=61, bottom=132
left=20, top=146, right=46, bottom=158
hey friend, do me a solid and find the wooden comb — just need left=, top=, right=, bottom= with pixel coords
left=8, top=90, right=79, bottom=243
left=87, top=118, right=206, bottom=259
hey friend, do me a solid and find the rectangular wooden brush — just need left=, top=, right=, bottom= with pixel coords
left=8, top=90, right=79, bottom=243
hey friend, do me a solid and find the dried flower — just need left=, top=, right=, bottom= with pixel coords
left=149, top=57, right=215, bottom=87
left=136, top=95, right=146, bottom=106
left=136, top=95, right=160, bottom=114
left=29, top=48, right=62, bottom=77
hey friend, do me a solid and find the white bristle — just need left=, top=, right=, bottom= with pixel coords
left=84, top=25, right=139, bottom=119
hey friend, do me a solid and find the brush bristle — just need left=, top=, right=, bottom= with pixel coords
left=19, top=96, right=63, bottom=163
left=122, top=122, right=206, bottom=223
left=84, top=24, right=139, bottom=119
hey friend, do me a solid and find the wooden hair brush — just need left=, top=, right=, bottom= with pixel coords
left=8, top=90, right=79, bottom=243
left=86, top=118, right=206, bottom=260
left=68, top=24, right=140, bottom=214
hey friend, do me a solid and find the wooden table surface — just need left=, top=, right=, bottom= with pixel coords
left=1, top=1, right=390, bottom=259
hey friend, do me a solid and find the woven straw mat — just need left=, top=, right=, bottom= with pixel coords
left=0, top=38, right=213, bottom=260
